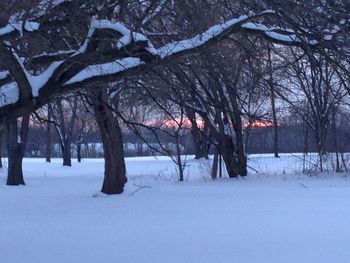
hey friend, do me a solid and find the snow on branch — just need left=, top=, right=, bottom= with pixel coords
left=0, top=0, right=71, bottom=39
left=0, top=8, right=342, bottom=111
left=241, top=22, right=318, bottom=45
left=65, top=58, right=143, bottom=85
left=0, top=21, right=40, bottom=38
left=0, top=71, right=9, bottom=81
left=30, top=50, right=76, bottom=64
left=28, top=61, right=63, bottom=96
left=157, top=14, right=250, bottom=58
left=64, top=11, right=277, bottom=86
left=73, top=18, right=157, bottom=57
left=142, top=0, right=169, bottom=26
left=0, top=82, right=19, bottom=108
left=91, top=19, right=151, bottom=50
left=9, top=47, right=63, bottom=97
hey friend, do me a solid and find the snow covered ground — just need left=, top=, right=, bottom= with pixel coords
left=1, top=154, right=350, bottom=263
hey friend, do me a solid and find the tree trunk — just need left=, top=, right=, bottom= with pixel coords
left=175, top=131, right=184, bottom=181
left=55, top=98, right=78, bottom=167
left=0, top=139, right=2, bottom=169
left=45, top=104, right=52, bottom=163
left=211, top=147, right=219, bottom=179
left=62, top=140, right=72, bottom=166
left=303, top=124, right=309, bottom=155
left=220, top=134, right=238, bottom=178
left=271, top=90, right=280, bottom=158
left=93, top=89, right=127, bottom=194
left=0, top=124, right=3, bottom=169
left=268, top=47, right=280, bottom=158
left=332, top=107, right=340, bottom=172
left=77, top=143, right=82, bottom=163
left=6, top=115, right=30, bottom=186
left=231, top=95, right=247, bottom=176
left=187, top=108, right=208, bottom=159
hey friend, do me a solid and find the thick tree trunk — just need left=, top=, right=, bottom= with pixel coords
left=62, top=140, right=72, bottom=166
left=220, top=135, right=238, bottom=178
left=6, top=115, right=29, bottom=186
left=192, top=131, right=208, bottom=159
left=234, top=127, right=247, bottom=176
left=93, top=89, right=127, bottom=194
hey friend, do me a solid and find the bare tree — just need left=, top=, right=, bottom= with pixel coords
left=279, top=53, right=347, bottom=171
left=0, top=0, right=347, bottom=192
left=51, top=97, right=79, bottom=166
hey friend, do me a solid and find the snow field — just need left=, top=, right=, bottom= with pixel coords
left=0, top=154, right=350, bottom=263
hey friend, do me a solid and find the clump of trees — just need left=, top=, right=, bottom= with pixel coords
left=0, top=0, right=349, bottom=194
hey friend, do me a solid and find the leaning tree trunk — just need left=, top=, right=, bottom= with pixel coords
left=93, top=89, right=127, bottom=194
left=220, top=134, right=238, bottom=178
left=6, top=115, right=30, bottom=186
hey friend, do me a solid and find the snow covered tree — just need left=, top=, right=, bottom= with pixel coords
left=0, top=0, right=348, bottom=193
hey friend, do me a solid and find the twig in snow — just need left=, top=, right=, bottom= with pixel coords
left=129, top=185, right=152, bottom=196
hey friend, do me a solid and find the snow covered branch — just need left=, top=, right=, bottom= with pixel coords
left=0, top=5, right=346, bottom=118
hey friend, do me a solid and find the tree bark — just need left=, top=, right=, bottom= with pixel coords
left=77, top=142, right=82, bottom=163
left=231, top=94, right=247, bottom=176
left=54, top=98, right=78, bottom=167
left=220, top=134, right=238, bottom=178
left=62, top=140, right=72, bottom=166
left=45, top=104, right=52, bottom=163
left=92, top=89, right=127, bottom=194
left=6, top=115, right=30, bottom=186
left=268, top=47, right=280, bottom=158
left=175, top=131, right=184, bottom=181
left=271, top=90, right=280, bottom=158
left=187, top=108, right=208, bottom=159
left=0, top=123, right=3, bottom=169
left=211, top=147, right=219, bottom=179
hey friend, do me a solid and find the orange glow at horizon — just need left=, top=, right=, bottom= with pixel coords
left=144, top=118, right=274, bottom=129
left=243, top=120, right=274, bottom=128
left=144, top=118, right=205, bottom=129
